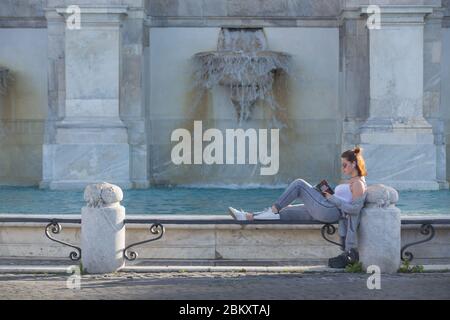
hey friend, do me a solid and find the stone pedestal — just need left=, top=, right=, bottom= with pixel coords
left=359, top=5, right=440, bottom=190
left=81, top=182, right=125, bottom=274
left=41, top=6, right=131, bottom=190
left=358, top=184, right=401, bottom=273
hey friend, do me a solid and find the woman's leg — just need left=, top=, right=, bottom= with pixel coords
left=278, top=204, right=315, bottom=221
left=338, top=217, right=348, bottom=251
left=253, top=204, right=314, bottom=221
left=272, top=178, right=340, bottom=223
left=344, top=215, right=360, bottom=251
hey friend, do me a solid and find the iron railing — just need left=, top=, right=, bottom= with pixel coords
left=1, top=216, right=449, bottom=263
left=0, top=217, right=81, bottom=261
left=400, top=218, right=450, bottom=262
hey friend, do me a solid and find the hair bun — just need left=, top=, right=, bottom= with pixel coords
left=354, top=146, right=361, bottom=154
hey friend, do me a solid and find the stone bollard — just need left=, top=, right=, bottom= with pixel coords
left=81, top=182, right=125, bottom=274
left=358, top=184, right=401, bottom=273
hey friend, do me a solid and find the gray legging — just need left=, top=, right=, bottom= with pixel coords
left=273, top=178, right=341, bottom=224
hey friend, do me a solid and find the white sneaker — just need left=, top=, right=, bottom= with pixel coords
left=228, top=207, right=248, bottom=221
left=253, top=207, right=280, bottom=220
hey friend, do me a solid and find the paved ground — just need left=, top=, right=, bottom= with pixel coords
left=0, top=271, right=449, bottom=300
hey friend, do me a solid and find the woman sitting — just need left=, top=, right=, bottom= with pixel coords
left=228, top=146, right=368, bottom=268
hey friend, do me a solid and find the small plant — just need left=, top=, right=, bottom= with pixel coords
left=79, top=262, right=85, bottom=275
left=345, top=261, right=364, bottom=273
left=398, top=260, right=424, bottom=273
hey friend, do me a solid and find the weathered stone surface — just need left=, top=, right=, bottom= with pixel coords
left=0, top=0, right=449, bottom=189
left=1, top=213, right=450, bottom=263
left=81, top=183, right=125, bottom=274
left=0, top=0, right=45, bottom=17
left=146, top=0, right=341, bottom=17
left=359, top=184, right=401, bottom=273
left=365, top=184, right=399, bottom=207
left=84, top=182, right=124, bottom=208
left=41, top=6, right=132, bottom=190
left=359, top=5, right=443, bottom=190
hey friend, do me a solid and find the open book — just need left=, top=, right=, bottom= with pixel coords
left=314, top=179, right=334, bottom=197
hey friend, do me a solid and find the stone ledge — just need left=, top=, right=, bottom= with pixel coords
left=0, top=266, right=70, bottom=274
left=144, top=16, right=342, bottom=28
left=54, top=5, right=128, bottom=16
left=119, top=265, right=343, bottom=273
left=0, top=17, right=47, bottom=28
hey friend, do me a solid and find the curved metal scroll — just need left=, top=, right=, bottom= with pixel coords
left=123, top=223, right=165, bottom=261
left=45, top=219, right=81, bottom=261
left=320, top=224, right=344, bottom=250
left=401, top=223, right=435, bottom=262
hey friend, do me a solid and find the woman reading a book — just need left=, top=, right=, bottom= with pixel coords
left=228, top=146, right=368, bottom=268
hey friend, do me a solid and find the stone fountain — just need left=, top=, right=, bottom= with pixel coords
left=193, top=28, right=291, bottom=125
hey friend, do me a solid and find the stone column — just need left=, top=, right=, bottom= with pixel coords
left=120, top=5, right=149, bottom=189
left=423, top=8, right=449, bottom=189
left=81, top=182, right=125, bottom=274
left=339, top=7, right=370, bottom=177
left=358, top=184, right=401, bottom=274
left=359, top=5, right=440, bottom=190
left=41, top=5, right=131, bottom=190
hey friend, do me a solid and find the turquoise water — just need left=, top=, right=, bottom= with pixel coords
left=0, top=186, right=448, bottom=215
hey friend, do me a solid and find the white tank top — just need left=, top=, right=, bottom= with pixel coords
left=334, top=184, right=352, bottom=203
left=334, top=177, right=367, bottom=203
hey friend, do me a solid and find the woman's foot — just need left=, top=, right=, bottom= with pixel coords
left=228, top=207, right=253, bottom=221
left=328, top=248, right=359, bottom=268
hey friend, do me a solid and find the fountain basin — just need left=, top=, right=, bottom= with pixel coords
left=0, top=186, right=448, bottom=215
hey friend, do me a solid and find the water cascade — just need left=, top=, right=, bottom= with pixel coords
left=192, top=28, right=291, bottom=126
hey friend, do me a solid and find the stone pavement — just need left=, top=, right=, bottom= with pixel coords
left=0, top=271, right=449, bottom=300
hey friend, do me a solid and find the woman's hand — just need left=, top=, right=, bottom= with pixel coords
left=324, top=192, right=333, bottom=199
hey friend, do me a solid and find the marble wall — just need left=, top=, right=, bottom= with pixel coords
left=147, top=27, right=340, bottom=185
left=0, top=0, right=449, bottom=189
left=0, top=28, right=48, bottom=185
left=146, top=0, right=341, bottom=17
